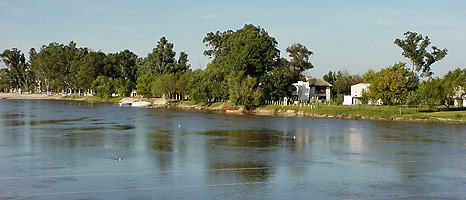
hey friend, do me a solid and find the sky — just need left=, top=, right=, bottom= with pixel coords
left=1, top=0, right=465, bottom=78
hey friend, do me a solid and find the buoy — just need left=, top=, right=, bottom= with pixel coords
left=178, top=125, right=181, bottom=127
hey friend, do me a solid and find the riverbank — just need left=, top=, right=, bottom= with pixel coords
left=171, top=101, right=466, bottom=124
left=0, top=93, right=63, bottom=100
left=2, top=93, right=465, bottom=124
left=0, top=93, right=124, bottom=103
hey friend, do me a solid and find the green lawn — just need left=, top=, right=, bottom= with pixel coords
left=259, top=104, right=466, bottom=123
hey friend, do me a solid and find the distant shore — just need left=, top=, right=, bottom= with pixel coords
left=2, top=93, right=465, bottom=124
left=0, top=93, right=63, bottom=100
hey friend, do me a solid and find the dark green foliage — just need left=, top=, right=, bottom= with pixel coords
left=136, top=74, right=154, bottom=98
left=202, top=24, right=283, bottom=108
left=332, top=70, right=362, bottom=95
left=394, top=31, right=448, bottom=77
left=188, top=69, right=227, bottom=104
left=261, top=66, right=295, bottom=101
left=286, top=43, right=314, bottom=80
left=0, top=48, right=34, bottom=90
left=360, top=91, right=370, bottom=104
left=0, top=68, right=11, bottom=92
left=419, top=68, right=466, bottom=108
left=203, top=24, right=279, bottom=78
left=138, top=37, right=187, bottom=76
left=152, top=74, right=176, bottom=98
left=92, top=76, right=114, bottom=97
left=228, top=71, right=261, bottom=110
left=114, top=78, right=135, bottom=97
left=368, top=62, right=419, bottom=105
left=323, top=71, right=337, bottom=85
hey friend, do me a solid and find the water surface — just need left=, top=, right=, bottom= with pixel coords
left=0, top=99, right=465, bottom=199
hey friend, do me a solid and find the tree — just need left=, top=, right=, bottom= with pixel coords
left=0, top=68, right=12, bottom=92
left=91, top=75, right=114, bottom=97
left=138, top=37, right=177, bottom=76
left=136, top=74, right=154, bottom=98
left=116, top=49, right=138, bottom=82
left=323, top=71, right=337, bottom=85
left=0, top=48, right=33, bottom=91
left=368, top=62, right=419, bottom=105
left=362, top=69, right=377, bottom=83
left=75, top=52, right=105, bottom=92
left=228, top=71, right=261, bottom=109
left=203, top=24, right=279, bottom=78
left=285, top=43, right=313, bottom=80
left=418, top=78, right=449, bottom=108
left=394, top=31, right=448, bottom=77
left=30, top=41, right=88, bottom=93
left=176, top=51, right=190, bottom=73
left=261, top=66, right=295, bottom=101
left=332, top=70, right=362, bottom=95
left=203, top=24, right=280, bottom=108
left=114, top=78, right=135, bottom=97
left=152, top=74, right=176, bottom=98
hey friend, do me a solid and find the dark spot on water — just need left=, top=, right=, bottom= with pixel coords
left=395, top=151, right=429, bottom=156
left=112, top=124, right=135, bottom=130
left=1, top=113, right=25, bottom=119
left=92, top=122, right=118, bottom=125
left=1, top=120, right=26, bottom=127
left=29, top=117, right=90, bottom=126
left=196, top=129, right=284, bottom=148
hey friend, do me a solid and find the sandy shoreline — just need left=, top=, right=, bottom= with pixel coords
left=0, top=93, right=63, bottom=100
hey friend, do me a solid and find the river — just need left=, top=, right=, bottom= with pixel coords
left=0, top=99, right=465, bottom=199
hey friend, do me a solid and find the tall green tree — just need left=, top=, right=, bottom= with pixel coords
left=394, top=31, right=448, bottom=77
left=152, top=74, right=177, bottom=99
left=203, top=24, right=280, bottom=107
left=91, top=75, right=114, bottom=97
left=139, top=37, right=178, bottom=76
left=203, top=24, right=279, bottom=78
left=261, top=66, right=295, bottom=101
left=368, top=62, right=419, bottom=105
left=228, top=71, right=261, bottom=110
left=30, top=41, right=87, bottom=92
left=323, top=71, right=337, bottom=86
left=285, top=43, right=313, bottom=80
left=0, top=48, right=33, bottom=90
left=136, top=74, right=154, bottom=97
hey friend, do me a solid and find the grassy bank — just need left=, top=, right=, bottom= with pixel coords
left=61, top=95, right=124, bottom=103
left=4, top=93, right=464, bottom=123
left=167, top=100, right=466, bottom=123
left=258, top=104, right=466, bottom=123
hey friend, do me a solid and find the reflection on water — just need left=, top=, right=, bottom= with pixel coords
left=0, top=99, right=465, bottom=199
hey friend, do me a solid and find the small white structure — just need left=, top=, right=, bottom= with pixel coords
left=343, top=83, right=373, bottom=105
left=131, top=90, right=138, bottom=97
left=292, top=77, right=332, bottom=102
left=343, top=95, right=353, bottom=106
left=453, top=86, right=466, bottom=107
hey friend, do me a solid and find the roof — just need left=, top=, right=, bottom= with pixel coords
left=306, top=77, right=332, bottom=87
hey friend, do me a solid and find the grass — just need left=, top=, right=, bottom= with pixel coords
left=259, top=104, right=466, bottom=123
left=61, top=95, right=124, bottom=103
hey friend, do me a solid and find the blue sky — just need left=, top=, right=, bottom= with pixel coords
left=1, top=0, right=465, bottom=77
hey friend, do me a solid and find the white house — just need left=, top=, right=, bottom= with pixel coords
left=292, top=77, right=332, bottom=102
left=343, top=83, right=377, bottom=105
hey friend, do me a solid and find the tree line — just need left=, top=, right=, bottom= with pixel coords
left=0, top=24, right=313, bottom=109
left=1, top=25, right=464, bottom=108
left=322, top=31, right=464, bottom=108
